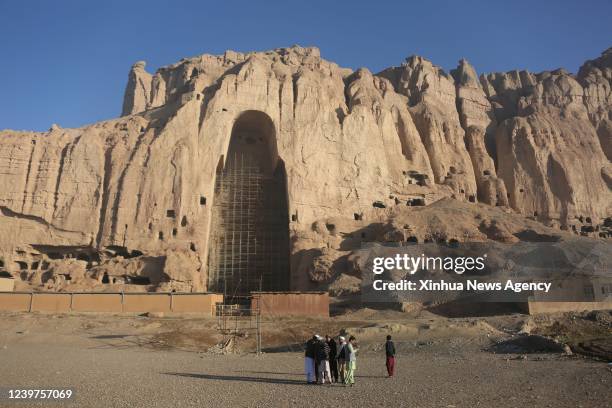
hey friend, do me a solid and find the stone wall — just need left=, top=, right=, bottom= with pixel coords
left=0, top=292, right=223, bottom=315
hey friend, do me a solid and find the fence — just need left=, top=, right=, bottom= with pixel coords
left=0, top=292, right=224, bottom=315
left=251, top=292, right=329, bottom=317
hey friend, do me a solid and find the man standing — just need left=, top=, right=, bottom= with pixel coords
left=316, top=335, right=331, bottom=384
left=312, top=334, right=322, bottom=383
left=304, top=335, right=317, bottom=383
left=326, top=335, right=338, bottom=383
left=344, top=336, right=357, bottom=386
left=337, top=336, right=347, bottom=384
left=385, top=334, right=396, bottom=377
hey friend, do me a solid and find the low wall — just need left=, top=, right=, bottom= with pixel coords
left=72, top=293, right=123, bottom=312
left=31, top=293, right=72, bottom=313
left=0, top=292, right=223, bottom=315
left=528, top=301, right=612, bottom=314
left=172, top=293, right=223, bottom=315
left=123, top=294, right=171, bottom=313
left=251, top=292, right=329, bottom=317
left=0, top=293, right=30, bottom=311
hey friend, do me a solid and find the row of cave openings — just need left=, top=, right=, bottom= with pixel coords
left=148, top=206, right=200, bottom=252
left=321, top=221, right=458, bottom=246
left=2, top=245, right=151, bottom=285
left=567, top=216, right=612, bottom=238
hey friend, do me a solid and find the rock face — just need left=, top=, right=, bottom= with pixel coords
left=0, top=45, right=610, bottom=292
left=122, top=61, right=152, bottom=116
left=379, top=56, right=477, bottom=201
left=452, top=59, right=508, bottom=207
left=481, top=53, right=612, bottom=229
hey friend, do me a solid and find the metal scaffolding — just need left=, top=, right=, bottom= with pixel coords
left=216, top=300, right=262, bottom=354
left=207, top=152, right=290, bottom=299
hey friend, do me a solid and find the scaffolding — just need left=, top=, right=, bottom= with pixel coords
left=216, top=299, right=262, bottom=354
left=207, top=152, right=290, bottom=300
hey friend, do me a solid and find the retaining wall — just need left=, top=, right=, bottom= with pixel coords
left=0, top=293, right=30, bottom=311
left=0, top=292, right=223, bottom=315
left=31, top=293, right=72, bottom=313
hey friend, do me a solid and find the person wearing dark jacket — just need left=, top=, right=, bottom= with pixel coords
left=325, top=335, right=338, bottom=383
left=315, top=336, right=331, bottom=384
left=385, top=335, right=396, bottom=377
left=312, top=335, right=321, bottom=383
left=304, top=335, right=317, bottom=383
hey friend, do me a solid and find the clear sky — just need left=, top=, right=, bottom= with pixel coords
left=1, top=0, right=611, bottom=131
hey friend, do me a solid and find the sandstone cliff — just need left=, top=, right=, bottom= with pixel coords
left=0, top=46, right=610, bottom=292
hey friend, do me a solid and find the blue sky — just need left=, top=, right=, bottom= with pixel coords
left=1, top=0, right=610, bottom=131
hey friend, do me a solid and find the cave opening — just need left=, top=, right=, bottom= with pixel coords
left=128, top=276, right=151, bottom=285
left=207, top=111, right=290, bottom=298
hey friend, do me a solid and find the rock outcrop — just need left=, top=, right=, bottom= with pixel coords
left=578, top=47, right=612, bottom=161
left=379, top=56, right=478, bottom=201
left=481, top=51, right=611, bottom=229
left=0, top=45, right=610, bottom=292
left=122, top=61, right=152, bottom=116
left=451, top=59, right=508, bottom=207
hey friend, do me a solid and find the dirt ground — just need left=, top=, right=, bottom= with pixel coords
left=0, top=310, right=610, bottom=407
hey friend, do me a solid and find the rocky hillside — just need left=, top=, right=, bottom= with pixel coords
left=0, top=46, right=610, bottom=292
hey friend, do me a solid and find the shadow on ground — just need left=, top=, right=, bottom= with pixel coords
left=261, top=343, right=304, bottom=353
left=163, top=372, right=308, bottom=385
left=164, top=371, right=385, bottom=385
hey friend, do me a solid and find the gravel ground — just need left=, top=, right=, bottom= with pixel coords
left=1, top=342, right=610, bottom=408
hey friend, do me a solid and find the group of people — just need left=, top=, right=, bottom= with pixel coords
left=304, top=334, right=397, bottom=385
left=304, top=334, right=357, bottom=386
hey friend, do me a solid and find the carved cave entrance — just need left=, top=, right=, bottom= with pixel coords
left=207, top=111, right=290, bottom=298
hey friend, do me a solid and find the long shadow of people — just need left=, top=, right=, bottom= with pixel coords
left=241, top=371, right=302, bottom=376
left=163, top=372, right=309, bottom=386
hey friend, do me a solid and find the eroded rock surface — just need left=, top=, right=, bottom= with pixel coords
left=0, top=45, right=610, bottom=292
